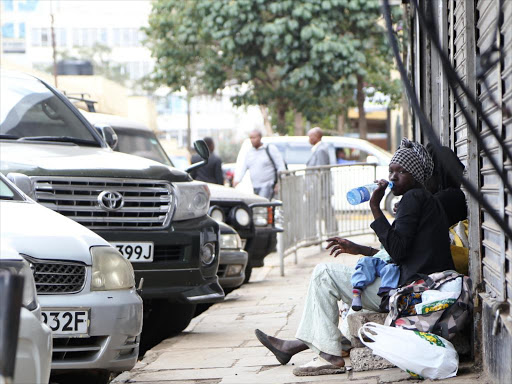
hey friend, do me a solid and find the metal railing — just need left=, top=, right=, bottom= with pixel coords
left=277, top=163, right=379, bottom=275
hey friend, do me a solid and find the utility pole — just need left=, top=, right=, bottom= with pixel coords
left=50, top=0, right=58, bottom=87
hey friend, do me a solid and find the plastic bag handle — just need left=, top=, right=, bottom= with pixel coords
left=358, top=322, right=389, bottom=348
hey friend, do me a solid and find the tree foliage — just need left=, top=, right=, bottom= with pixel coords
left=144, top=0, right=401, bottom=134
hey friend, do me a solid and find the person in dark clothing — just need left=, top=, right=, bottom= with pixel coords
left=254, top=138, right=457, bottom=377
left=190, top=137, right=224, bottom=185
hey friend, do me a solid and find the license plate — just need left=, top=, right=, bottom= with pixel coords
left=42, top=309, right=89, bottom=336
left=111, top=242, right=154, bottom=262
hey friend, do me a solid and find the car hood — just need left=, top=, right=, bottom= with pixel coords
left=0, top=142, right=190, bottom=182
left=0, top=200, right=109, bottom=264
left=207, top=183, right=268, bottom=204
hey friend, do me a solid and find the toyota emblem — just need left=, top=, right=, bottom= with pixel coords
left=97, top=190, right=124, bottom=211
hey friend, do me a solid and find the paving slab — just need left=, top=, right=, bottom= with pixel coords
left=113, top=237, right=485, bottom=384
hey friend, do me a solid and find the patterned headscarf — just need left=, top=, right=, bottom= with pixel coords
left=390, top=138, right=434, bottom=185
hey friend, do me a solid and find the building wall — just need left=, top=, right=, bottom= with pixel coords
left=409, top=1, right=512, bottom=382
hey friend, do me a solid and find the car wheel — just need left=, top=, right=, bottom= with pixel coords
left=140, top=300, right=196, bottom=355
left=54, top=370, right=111, bottom=384
left=385, top=193, right=401, bottom=217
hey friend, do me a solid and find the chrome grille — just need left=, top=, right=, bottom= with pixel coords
left=31, top=177, right=174, bottom=229
left=25, top=256, right=86, bottom=294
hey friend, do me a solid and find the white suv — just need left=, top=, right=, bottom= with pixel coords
left=0, top=174, right=142, bottom=384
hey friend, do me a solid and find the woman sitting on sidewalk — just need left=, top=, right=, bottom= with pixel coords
left=255, top=138, right=456, bottom=376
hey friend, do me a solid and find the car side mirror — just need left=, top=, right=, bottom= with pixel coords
left=6, top=173, right=36, bottom=199
left=95, top=124, right=118, bottom=150
left=194, top=139, right=210, bottom=161
left=185, top=140, right=210, bottom=173
left=366, top=155, right=379, bottom=164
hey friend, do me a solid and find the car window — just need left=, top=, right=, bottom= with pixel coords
left=0, top=179, right=14, bottom=199
left=273, top=142, right=312, bottom=164
left=0, top=176, right=23, bottom=201
left=115, top=129, right=172, bottom=166
left=0, top=74, right=99, bottom=144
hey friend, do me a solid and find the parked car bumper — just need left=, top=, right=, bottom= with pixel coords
left=217, top=249, right=248, bottom=289
left=39, top=288, right=142, bottom=372
left=14, top=306, right=52, bottom=384
left=96, top=215, right=224, bottom=304
left=245, top=227, right=280, bottom=268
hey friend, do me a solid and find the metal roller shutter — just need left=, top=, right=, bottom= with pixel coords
left=476, top=0, right=508, bottom=303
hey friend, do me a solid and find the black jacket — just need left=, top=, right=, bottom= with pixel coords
left=371, top=187, right=455, bottom=285
left=190, top=153, right=224, bottom=185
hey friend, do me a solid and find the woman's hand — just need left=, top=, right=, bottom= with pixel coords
left=326, top=237, right=364, bottom=257
left=369, top=179, right=388, bottom=208
left=369, top=179, right=388, bottom=221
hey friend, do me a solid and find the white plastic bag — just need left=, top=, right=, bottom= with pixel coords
left=358, top=322, right=459, bottom=380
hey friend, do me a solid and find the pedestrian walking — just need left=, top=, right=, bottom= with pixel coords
left=306, top=127, right=330, bottom=166
left=190, top=137, right=224, bottom=185
left=233, top=130, right=286, bottom=199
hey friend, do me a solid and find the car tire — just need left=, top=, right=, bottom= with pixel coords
left=243, top=264, right=253, bottom=283
left=140, top=300, right=196, bottom=355
left=54, top=370, right=111, bottom=384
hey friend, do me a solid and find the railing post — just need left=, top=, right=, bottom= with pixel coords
left=278, top=231, right=285, bottom=276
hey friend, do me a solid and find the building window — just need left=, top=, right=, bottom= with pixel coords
left=2, top=0, right=14, bottom=12
left=2, top=23, right=14, bottom=38
left=19, top=22, right=25, bottom=38
left=41, top=29, right=49, bottom=46
left=100, top=28, right=108, bottom=44
left=18, top=0, right=38, bottom=12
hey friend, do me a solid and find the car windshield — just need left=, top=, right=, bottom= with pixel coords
left=115, top=129, right=172, bottom=166
left=273, top=143, right=313, bottom=164
left=0, top=73, right=100, bottom=146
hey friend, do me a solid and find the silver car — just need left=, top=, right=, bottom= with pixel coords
left=0, top=242, right=52, bottom=384
left=0, top=174, right=143, bottom=384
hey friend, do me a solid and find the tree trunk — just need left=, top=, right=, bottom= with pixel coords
left=276, top=103, right=287, bottom=135
left=356, top=75, right=367, bottom=140
left=259, top=105, right=273, bottom=136
left=294, top=111, right=304, bottom=135
left=186, top=93, right=192, bottom=153
left=337, top=112, right=346, bottom=135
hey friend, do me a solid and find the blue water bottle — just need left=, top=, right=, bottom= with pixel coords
left=346, top=182, right=394, bottom=205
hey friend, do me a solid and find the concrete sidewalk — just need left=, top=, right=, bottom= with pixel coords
left=114, top=235, right=486, bottom=384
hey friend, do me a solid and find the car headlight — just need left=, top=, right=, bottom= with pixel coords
left=90, top=246, right=135, bottom=291
left=173, top=181, right=210, bottom=221
left=200, top=243, right=216, bottom=265
left=252, top=206, right=273, bottom=226
left=209, top=206, right=225, bottom=222
left=230, top=206, right=250, bottom=227
left=220, top=233, right=242, bottom=250
left=1, top=258, right=38, bottom=311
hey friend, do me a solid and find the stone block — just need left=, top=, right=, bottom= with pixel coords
left=347, top=311, right=388, bottom=348
left=349, top=347, right=395, bottom=372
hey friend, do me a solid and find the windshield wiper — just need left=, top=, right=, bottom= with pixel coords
left=17, top=136, right=100, bottom=146
left=0, top=134, right=20, bottom=140
left=0, top=196, right=14, bottom=200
